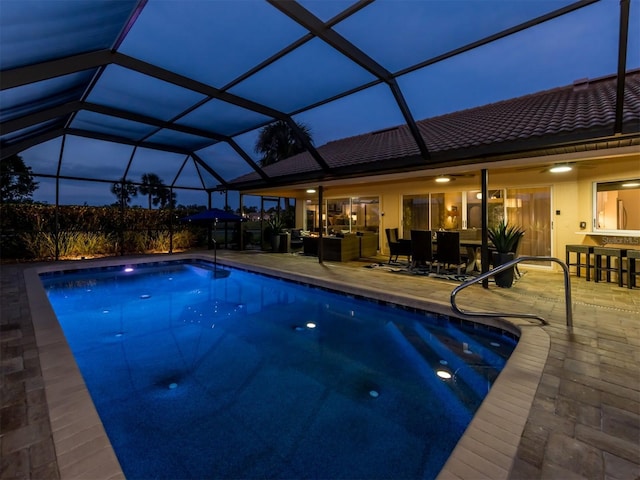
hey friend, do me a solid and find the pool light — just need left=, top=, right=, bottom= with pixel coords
left=124, top=267, right=134, bottom=273
left=436, top=370, right=452, bottom=380
left=306, top=322, right=317, bottom=329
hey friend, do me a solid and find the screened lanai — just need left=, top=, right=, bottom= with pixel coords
left=1, top=0, right=639, bottom=209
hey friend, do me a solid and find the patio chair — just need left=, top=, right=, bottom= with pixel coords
left=385, top=228, right=412, bottom=264
left=435, top=231, right=468, bottom=275
left=411, top=230, right=434, bottom=271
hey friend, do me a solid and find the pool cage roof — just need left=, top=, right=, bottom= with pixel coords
left=1, top=0, right=639, bottom=205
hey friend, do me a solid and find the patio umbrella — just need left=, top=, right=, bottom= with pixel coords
left=179, top=208, right=244, bottom=224
left=180, top=208, right=245, bottom=264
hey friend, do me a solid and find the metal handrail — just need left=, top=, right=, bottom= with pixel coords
left=450, top=256, right=572, bottom=328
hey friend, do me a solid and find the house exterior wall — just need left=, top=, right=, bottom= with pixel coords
left=290, top=152, right=639, bottom=270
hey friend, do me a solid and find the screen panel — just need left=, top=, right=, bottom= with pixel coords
left=293, top=83, right=406, bottom=147
left=228, top=38, right=376, bottom=113
left=145, top=129, right=215, bottom=152
left=126, top=147, right=186, bottom=186
left=118, top=1, right=307, bottom=88
left=59, top=136, right=134, bottom=181
left=196, top=141, right=255, bottom=183
left=297, top=0, right=358, bottom=22
left=86, top=65, right=206, bottom=121
left=176, top=99, right=274, bottom=137
left=0, top=71, right=95, bottom=123
left=0, top=0, right=137, bottom=70
left=334, top=0, right=577, bottom=73
left=398, top=1, right=619, bottom=121
left=19, top=137, right=64, bottom=177
left=173, top=158, right=205, bottom=189
left=58, top=178, right=117, bottom=206
left=71, top=111, right=157, bottom=142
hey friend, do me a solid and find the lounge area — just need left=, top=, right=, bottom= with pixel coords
left=302, top=232, right=379, bottom=262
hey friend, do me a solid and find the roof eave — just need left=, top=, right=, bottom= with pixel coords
left=225, top=127, right=640, bottom=191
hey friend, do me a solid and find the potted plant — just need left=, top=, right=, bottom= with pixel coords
left=488, top=221, right=525, bottom=288
left=266, top=215, right=285, bottom=252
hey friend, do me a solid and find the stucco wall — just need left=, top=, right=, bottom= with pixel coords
left=292, top=153, right=639, bottom=265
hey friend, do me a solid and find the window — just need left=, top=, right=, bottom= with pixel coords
left=594, top=179, right=640, bottom=232
left=306, top=196, right=379, bottom=235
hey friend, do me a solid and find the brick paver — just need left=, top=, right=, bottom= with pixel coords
left=1, top=251, right=638, bottom=479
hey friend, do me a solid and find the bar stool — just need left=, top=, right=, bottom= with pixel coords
left=593, top=247, right=628, bottom=287
left=627, top=249, right=640, bottom=289
left=565, top=245, right=594, bottom=281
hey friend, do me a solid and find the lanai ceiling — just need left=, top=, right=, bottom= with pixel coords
left=1, top=0, right=638, bottom=206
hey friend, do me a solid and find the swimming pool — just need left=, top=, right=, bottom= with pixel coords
left=41, top=258, right=517, bottom=479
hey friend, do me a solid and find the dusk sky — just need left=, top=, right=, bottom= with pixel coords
left=3, top=0, right=638, bottom=209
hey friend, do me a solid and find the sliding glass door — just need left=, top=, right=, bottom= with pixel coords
left=506, top=187, right=552, bottom=265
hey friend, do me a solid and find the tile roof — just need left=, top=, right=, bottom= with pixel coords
left=230, top=71, right=640, bottom=186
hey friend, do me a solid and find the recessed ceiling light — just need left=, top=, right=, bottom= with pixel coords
left=549, top=164, right=572, bottom=173
left=622, top=182, right=640, bottom=188
left=306, top=189, right=316, bottom=193
left=435, top=176, right=450, bottom=183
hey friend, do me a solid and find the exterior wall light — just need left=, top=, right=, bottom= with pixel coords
left=549, top=164, right=572, bottom=173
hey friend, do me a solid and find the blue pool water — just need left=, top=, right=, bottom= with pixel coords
left=41, top=260, right=516, bottom=480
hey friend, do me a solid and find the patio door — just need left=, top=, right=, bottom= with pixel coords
left=506, top=187, right=552, bottom=267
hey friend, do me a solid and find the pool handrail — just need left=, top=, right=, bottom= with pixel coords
left=450, top=256, right=573, bottom=328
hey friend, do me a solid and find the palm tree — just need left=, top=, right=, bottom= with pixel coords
left=139, top=173, right=165, bottom=210
left=156, top=186, right=176, bottom=209
left=254, top=120, right=312, bottom=167
left=110, top=180, right=137, bottom=207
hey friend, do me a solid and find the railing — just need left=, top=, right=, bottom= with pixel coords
left=450, top=256, right=573, bottom=328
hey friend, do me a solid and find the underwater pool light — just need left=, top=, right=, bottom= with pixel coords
left=169, top=383, right=178, bottom=389
left=369, top=390, right=379, bottom=398
left=436, top=370, right=452, bottom=380
left=306, top=322, right=317, bottom=329
left=124, top=267, right=134, bottom=273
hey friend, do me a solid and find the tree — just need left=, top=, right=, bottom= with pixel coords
left=156, top=186, right=176, bottom=209
left=139, top=173, right=173, bottom=209
left=254, top=120, right=312, bottom=167
left=110, top=180, right=138, bottom=207
left=0, top=154, right=38, bottom=203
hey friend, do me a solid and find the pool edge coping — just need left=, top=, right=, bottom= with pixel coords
left=25, top=253, right=550, bottom=480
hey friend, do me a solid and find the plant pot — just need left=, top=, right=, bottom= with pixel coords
left=278, top=232, right=291, bottom=253
left=270, top=234, right=280, bottom=252
left=492, top=252, right=515, bottom=288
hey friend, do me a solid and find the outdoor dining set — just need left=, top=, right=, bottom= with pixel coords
left=385, top=228, right=489, bottom=275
